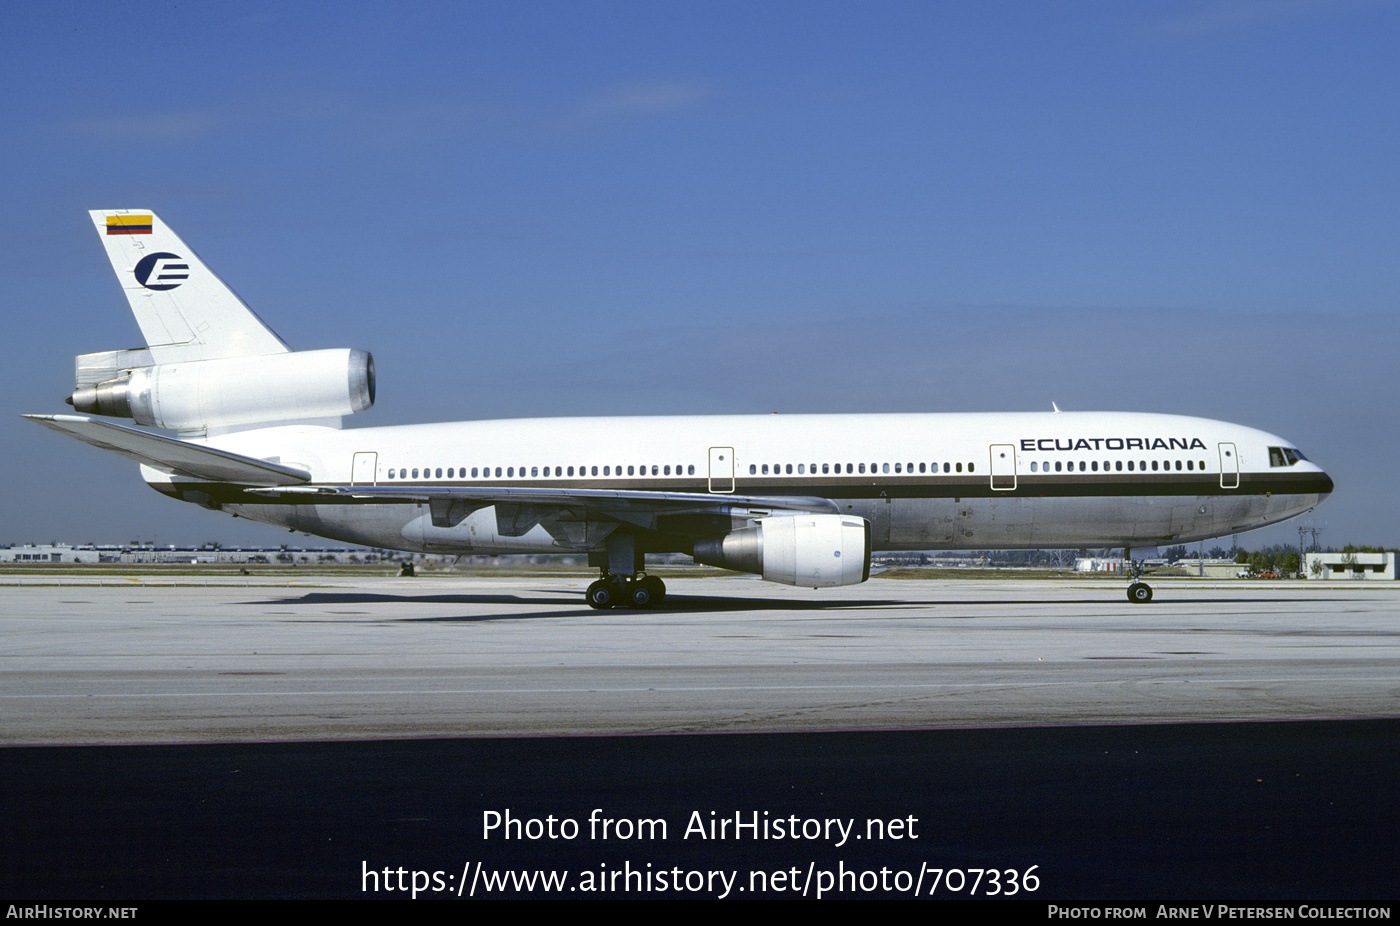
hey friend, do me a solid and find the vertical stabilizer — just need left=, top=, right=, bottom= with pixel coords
left=90, top=210, right=289, bottom=362
left=72, top=210, right=372, bottom=435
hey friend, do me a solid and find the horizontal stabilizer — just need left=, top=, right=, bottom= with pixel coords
left=24, top=414, right=310, bottom=486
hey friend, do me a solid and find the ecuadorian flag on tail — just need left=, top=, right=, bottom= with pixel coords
left=105, top=214, right=153, bottom=235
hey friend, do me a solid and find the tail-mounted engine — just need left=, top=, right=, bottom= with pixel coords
left=68, top=347, right=374, bottom=432
left=692, top=514, right=871, bottom=587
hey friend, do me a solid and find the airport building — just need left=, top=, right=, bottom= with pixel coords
left=1305, top=552, right=1396, bottom=580
left=0, top=544, right=101, bottom=564
left=1076, top=557, right=1244, bottom=577
left=0, top=543, right=380, bottom=565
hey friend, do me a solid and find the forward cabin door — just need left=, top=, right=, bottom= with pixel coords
left=1218, top=443, right=1239, bottom=490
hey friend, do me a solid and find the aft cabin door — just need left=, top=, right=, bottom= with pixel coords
left=708, top=447, right=734, bottom=494
left=351, top=452, right=378, bottom=486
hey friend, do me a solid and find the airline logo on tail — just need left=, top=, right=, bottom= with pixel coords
left=104, top=214, right=153, bottom=235
left=133, top=252, right=189, bottom=290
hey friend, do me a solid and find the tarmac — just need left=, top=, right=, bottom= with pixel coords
left=1, top=574, right=1396, bottom=744
left=2, top=573, right=1396, bottom=900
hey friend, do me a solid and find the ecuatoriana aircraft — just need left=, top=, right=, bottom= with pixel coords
left=26, top=210, right=1333, bottom=608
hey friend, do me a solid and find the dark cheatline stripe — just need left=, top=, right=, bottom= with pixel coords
left=196, top=469, right=1332, bottom=505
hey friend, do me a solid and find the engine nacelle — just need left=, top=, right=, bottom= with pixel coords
left=692, top=514, right=871, bottom=588
left=69, top=348, right=374, bottom=431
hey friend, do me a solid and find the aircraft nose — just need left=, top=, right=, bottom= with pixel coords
left=1319, top=470, right=1335, bottom=496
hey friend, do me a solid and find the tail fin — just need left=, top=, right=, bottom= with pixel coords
left=63, top=210, right=373, bottom=436
left=90, top=210, right=288, bottom=362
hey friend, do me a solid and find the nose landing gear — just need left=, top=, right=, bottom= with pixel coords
left=1123, top=549, right=1154, bottom=603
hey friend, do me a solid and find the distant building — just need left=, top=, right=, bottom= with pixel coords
left=1191, top=559, right=1249, bottom=578
left=1076, top=557, right=1126, bottom=573
left=0, top=544, right=100, bottom=564
left=1305, top=552, right=1395, bottom=580
left=0, top=544, right=381, bottom=565
left=1075, top=557, right=1240, bottom=577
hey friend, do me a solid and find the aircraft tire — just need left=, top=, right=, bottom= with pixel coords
left=627, top=580, right=655, bottom=609
left=1127, top=582, right=1154, bottom=603
left=586, top=579, right=618, bottom=610
left=638, top=576, right=666, bottom=606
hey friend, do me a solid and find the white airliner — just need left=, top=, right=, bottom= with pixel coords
left=26, top=210, right=1333, bottom=607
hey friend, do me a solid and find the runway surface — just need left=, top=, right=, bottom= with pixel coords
left=2, top=574, right=1397, bottom=743
left=2, top=574, right=1397, bottom=900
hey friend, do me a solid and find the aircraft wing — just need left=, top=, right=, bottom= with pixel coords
left=251, top=484, right=841, bottom=537
left=254, top=483, right=837, bottom=511
left=24, top=414, right=312, bottom=486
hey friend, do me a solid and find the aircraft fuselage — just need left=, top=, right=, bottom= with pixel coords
left=147, top=410, right=1332, bottom=557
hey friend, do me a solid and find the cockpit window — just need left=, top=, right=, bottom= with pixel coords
left=1269, top=447, right=1305, bottom=467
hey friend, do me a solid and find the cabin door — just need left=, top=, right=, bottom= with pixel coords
left=1218, top=443, right=1239, bottom=490
left=989, top=444, right=1017, bottom=490
left=351, top=452, right=378, bottom=486
left=708, top=447, right=735, bottom=494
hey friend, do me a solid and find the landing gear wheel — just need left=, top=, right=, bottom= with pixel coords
left=627, top=581, right=655, bottom=609
left=637, top=575, right=666, bottom=607
left=586, top=579, right=619, bottom=610
left=1127, top=582, right=1153, bottom=603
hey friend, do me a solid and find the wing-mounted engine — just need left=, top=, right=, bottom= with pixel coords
left=692, top=514, right=871, bottom=587
left=68, top=347, right=374, bottom=433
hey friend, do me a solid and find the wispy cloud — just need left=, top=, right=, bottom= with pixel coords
left=1151, top=0, right=1357, bottom=39
left=559, top=80, right=710, bottom=131
left=62, top=92, right=497, bottom=149
left=66, top=107, right=229, bottom=141
left=61, top=79, right=706, bottom=148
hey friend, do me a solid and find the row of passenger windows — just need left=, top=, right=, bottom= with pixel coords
left=382, top=458, right=1216, bottom=480
left=1031, top=459, right=1209, bottom=473
left=386, top=464, right=698, bottom=480
left=750, top=461, right=976, bottom=475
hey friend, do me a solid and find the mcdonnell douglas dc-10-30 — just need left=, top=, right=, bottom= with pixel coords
left=26, top=210, right=1333, bottom=607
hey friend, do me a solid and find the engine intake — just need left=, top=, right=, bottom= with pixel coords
left=692, top=514, right=871, bottom=587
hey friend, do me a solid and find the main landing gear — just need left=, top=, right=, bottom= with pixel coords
left=586, top=532, right=666, bottom=609
left=586, top=574, right=666, bottom=610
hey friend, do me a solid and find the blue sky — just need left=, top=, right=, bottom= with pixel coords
left=3, top=0, right=1396, bottom=549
